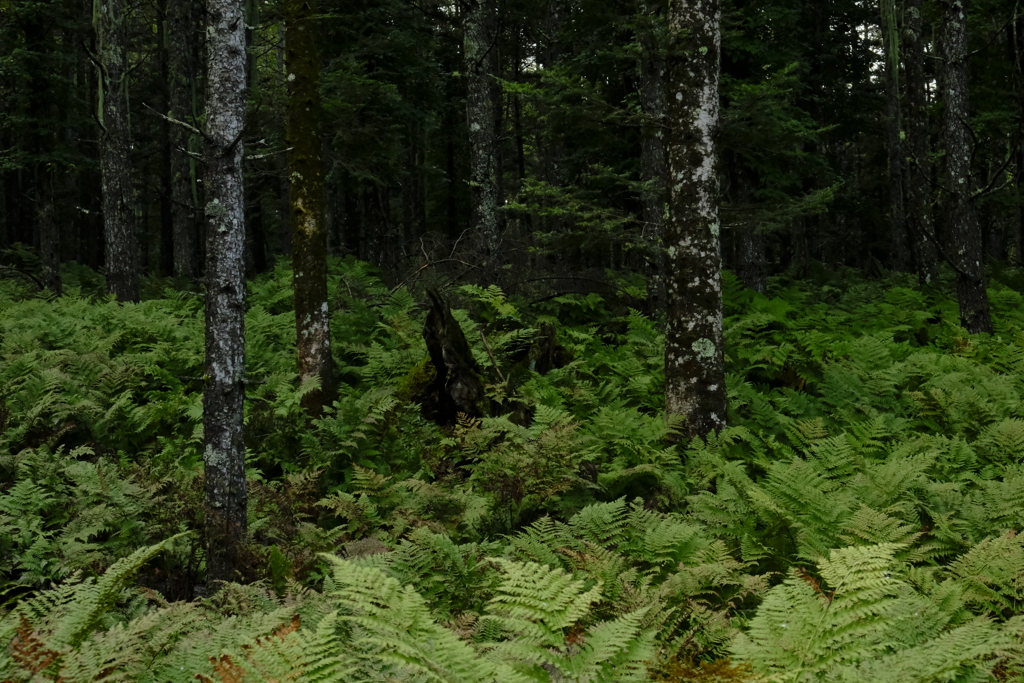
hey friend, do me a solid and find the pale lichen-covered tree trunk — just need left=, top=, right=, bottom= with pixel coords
left=203, top=0, right=248, bottom=583
left=940, top=0, right=992, bottom=334
left=167, top=0, right=200, bottom=280
left=903, top=0, right=940, bottom=284
left=880, top=0, right=907, bottom=272
left=664, top=0, right=727, bottom=440
left=286, top=0, right=335, bottom=417
left=95, top=0, right=139, bottom=302
left=464, top=0, right=501, bottom=260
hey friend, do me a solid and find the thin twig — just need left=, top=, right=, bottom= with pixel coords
left=479, top=329, right=506, bottom=383
left=143, top=102, right=206, bottom=139
left=246, top=147, right=293, bottom=161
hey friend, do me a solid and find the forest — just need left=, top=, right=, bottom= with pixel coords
left=5, top=0, right=1024, bottom=680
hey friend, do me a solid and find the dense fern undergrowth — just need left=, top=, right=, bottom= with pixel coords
left=5, top=260, right=1024, bottom=681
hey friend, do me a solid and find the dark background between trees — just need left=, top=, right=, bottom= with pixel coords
left=4, top=0, right=1022, bottom=303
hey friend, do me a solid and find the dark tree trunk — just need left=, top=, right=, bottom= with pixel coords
left=286, top=0, right=335, bottom=417
left=638, top=1, right=668, bottom=310
left=38, top=169, right=61, bottom=294
left=464, top=0, right=501, bottom=260
left=881, top=0, right=908, bottom=272
left=940, top=0, right=991, bottom=334
left=203, top=0, right=248, bottom=584
left=95, top=0, right=139, bottom=302
left=168, top=0, right=200, bottom=280
left=664, top=0, right=727, bottom=440
left=733, top=162, right=767, bottom=294
left=158, top=0, right=174, bottom=278
left=904, top=0, right=940, bottom=283
left=1012, top=10, right=1024, bottom=265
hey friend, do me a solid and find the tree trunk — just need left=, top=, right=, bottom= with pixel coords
left=940, top=0, right=992, bottom=334
left=639, top=1, right=668, bottom=310
left=903, top=0, right=940, bottom=284
left=158, top=0, right=174, bottom=278
left=733, top=162, right=767, bottom=294
left=38, top=168, right=61, bottom=294
left=664, top=0, right=727, bottom=441
left=881, top=0, right=908, bottom=272
left=464, top=0, right=501, bottom=260
left=286, top=0, right=335, bottom=417
left=203, top=0, right=248, bottom=584
left=95, top=0, right=139, bottom=302
left=167, top=0, right=200, bottom=280
left=1011, top=9, right=1024, bottom=265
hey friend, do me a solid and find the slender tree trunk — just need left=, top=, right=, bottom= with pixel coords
left=95, top=0, right=139, bottom=302
left=639, top=1, right=668, bottom=310
left=168, top=0, right=200, bottom=280
left=38, top=169, right=61, bottom=294
left=881, top=0, right=908, bottom=272
left=940, top=0, right=991, bottom=334
left=664, top=0, right=727, bottom=440
left=1012, top=9, right=1024, bottom=265
left=156, top=0, right=173, bottom=277
left=541, top=0, right=567, bottom=246
left=732, top=162, right=767, bottom=293
left=286, top=0, right=335, bottom=417
left=904, top=0, right=940, bottom=283
left=464, top=0, right=501, bottom=260
left=203, top=0, right=248, bottom=584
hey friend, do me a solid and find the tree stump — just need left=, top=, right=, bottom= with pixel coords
left=423, top=289, right=485, bottom=423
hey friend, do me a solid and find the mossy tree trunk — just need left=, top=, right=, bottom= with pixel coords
left=940, top=0, right=992, bottom=334
left=664, top=0, right=727, bottom=441
left=903, top=0, right=940, bottom=284
left=464, top=0, right=501, bottom=261
left=286, top=0, right=335, bottom=417
left=95, top=0, right=139, bottom=302
left=203, top=0, right=248, bottom=584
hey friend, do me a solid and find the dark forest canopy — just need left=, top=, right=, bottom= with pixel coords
left=1, top=0, right=1022, bottom=295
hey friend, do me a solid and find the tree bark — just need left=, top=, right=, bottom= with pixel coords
left=664, top=0, right=727, bottom=441
left=1011, top=9, right=1024, bottom=265
left=880, top=0, right=908, bottom=272
left=203, top=0, right=248, bottom=584
left=286, top=0, right=335, bottom=417
left=95, top=0, right=139, bottom=302
left=38, top=168, right=61, bottom=294
left=167, top=0, right=200, bottom=280
left=940, top=0, right=992, bottom=334
left=464, top=0, right=501, bottom=261
left=903, top=0, right=940, bottom=284
left=639, top=1, right=668, bottom=310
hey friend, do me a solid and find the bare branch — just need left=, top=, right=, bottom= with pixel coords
left=142, top=102, right=207, bottom=140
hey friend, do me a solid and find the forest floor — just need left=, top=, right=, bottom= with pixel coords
left=3, top=260, right=1024, bottom=681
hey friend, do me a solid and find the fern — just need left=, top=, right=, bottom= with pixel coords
left=732, top=543, right=1024, bottom=682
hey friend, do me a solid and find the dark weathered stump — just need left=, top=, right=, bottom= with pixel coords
left=423, top=289, right=485, bottom=423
